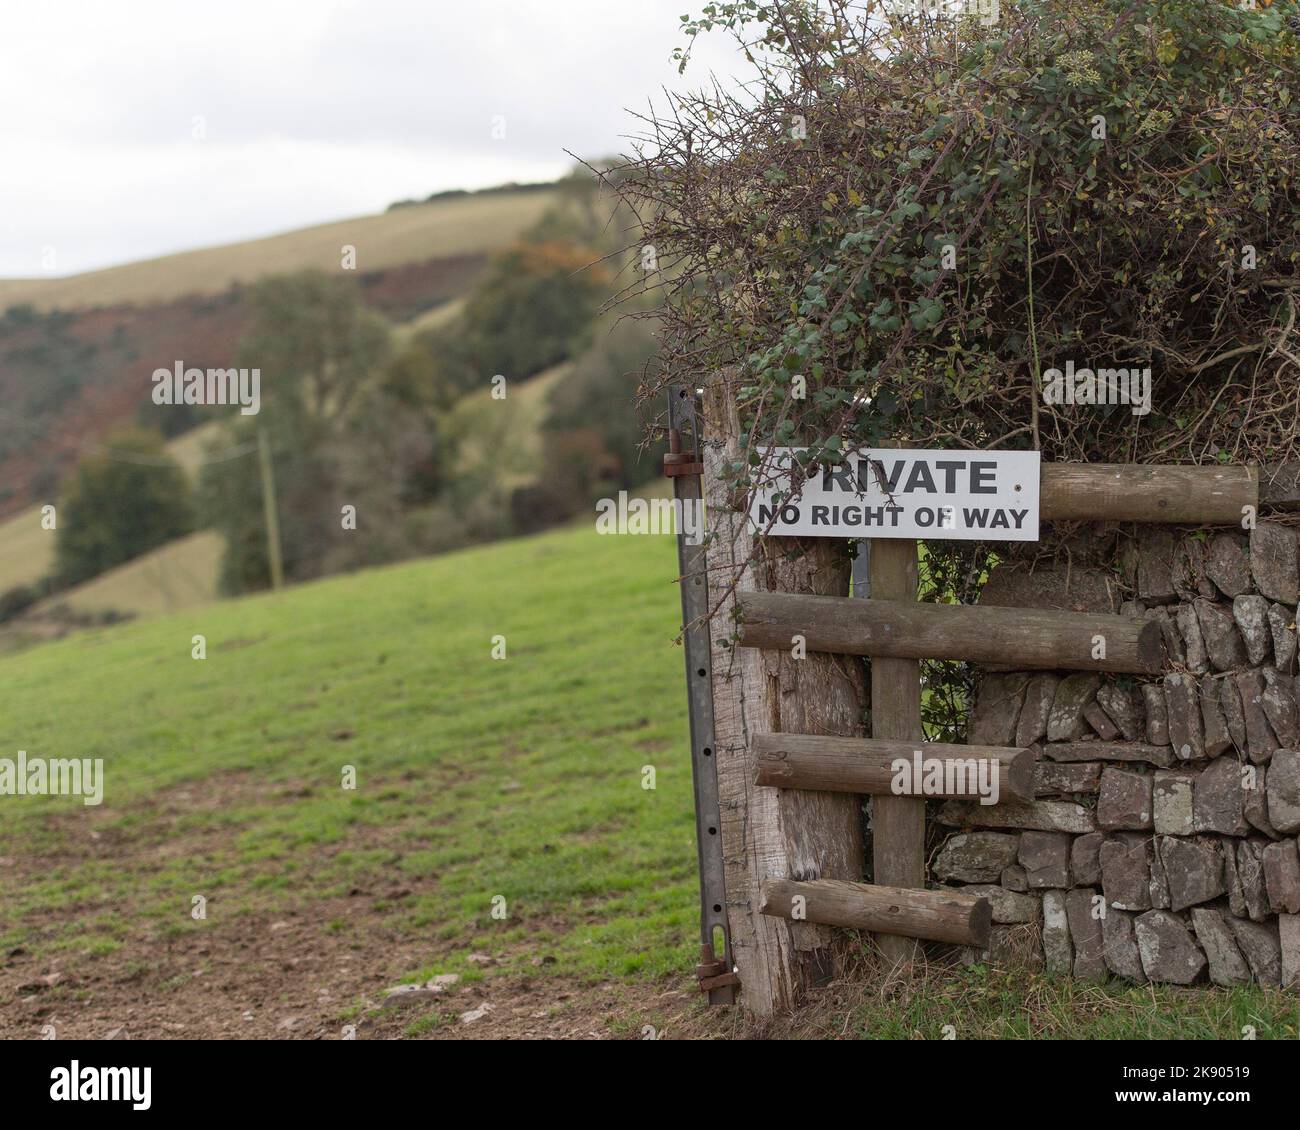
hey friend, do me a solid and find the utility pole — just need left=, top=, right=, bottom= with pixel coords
left=257, top=425, right=285, bottom=591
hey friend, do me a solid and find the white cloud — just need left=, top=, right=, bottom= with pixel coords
left=0, top=0, right=744, bottom=275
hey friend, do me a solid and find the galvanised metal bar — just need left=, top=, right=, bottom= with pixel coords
left=666, top=385, right=736, bottom=1005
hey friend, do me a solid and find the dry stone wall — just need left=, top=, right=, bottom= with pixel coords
left=938, top=520, right=1300, bottom=987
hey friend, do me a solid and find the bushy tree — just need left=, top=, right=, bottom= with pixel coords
left=422, top=238, right=610, bottom=396
left=55, top=429, right=193, bottom=586
left=618, top=0, right=1299, bottom=743
left=622, top=0, right=1299, bottom=472
left=200, top=271, right=404, bottom=593
left=543, top=317, right=663, bottom=491
left=236, top=270, right=392, bottom=429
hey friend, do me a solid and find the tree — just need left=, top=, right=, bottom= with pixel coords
left=422, top=238, right=610, bottom=396
left=623, top=0, right=1299, bottom=473
left=237, top=269, right=392, bottom=429
left=55, top=429, right=193, bottom=587
left=542, top=318, right=662, bottom=493
left=200, top=271, right=401, bottom=594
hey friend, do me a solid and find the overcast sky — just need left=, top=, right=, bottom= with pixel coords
left=0, top=0, right=743, bottom=277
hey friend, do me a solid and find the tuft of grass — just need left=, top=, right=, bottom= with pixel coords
left=732, top=950, right=1300, bottom=1041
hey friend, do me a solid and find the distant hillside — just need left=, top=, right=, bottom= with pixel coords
left=0, top=188, right=558, bottom=312
left=0, top=358, right=581, bottom=635
left=0, top=188, right=560, bottom=524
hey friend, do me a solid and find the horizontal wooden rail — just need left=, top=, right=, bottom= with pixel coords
left=736, top=591, right=1164, bottom=674
left=760, top=878, right=991, bottom=946
left=1040, top=464, right=1256, bottom=524
left=754, top=733, right=1034, bottom=802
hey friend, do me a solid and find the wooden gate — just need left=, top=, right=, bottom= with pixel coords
left=677, top=376, right=1298, bottom=1016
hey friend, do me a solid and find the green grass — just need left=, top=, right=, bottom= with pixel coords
left=3, top=519, right=1298, bottom=1037
left=825, top=962, right=1300, bottom=1040
left=0, top=519, right=698, bottom=982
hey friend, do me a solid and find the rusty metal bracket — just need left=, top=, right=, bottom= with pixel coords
left=665, top=460, right=705, bottom=477
left=668, top=385, right=738, bottom=1005
left=663, top=402, right=705, bottom=478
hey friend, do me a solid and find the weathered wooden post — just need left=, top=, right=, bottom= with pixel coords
left=867, top=538, right=925, bottom=967
left=700, top=375, right=868, bottom=1015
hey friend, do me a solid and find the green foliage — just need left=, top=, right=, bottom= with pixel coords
left=421, top=238, right=609, bottom=396
left=55, top=430, right=193, bottom=587
left=0, top=579, right=49, bottom=624
left=627, top=0, right=1300, bottom=474
left=542, top=317, right=664, bottom=496
left=200, top=271, right=422, bottom=594
left=236, top=270, right=392, bottom=430
left=0, top=306, right=97, bottom=462
left=624, top=0, right=1299, bottom=741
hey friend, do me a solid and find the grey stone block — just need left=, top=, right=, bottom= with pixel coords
left=1019, top=830, right=1072, bottom=889
left=1251, top=521, right=1299, bottom=605
left=1233, top=595, right=1273, bottom=666
left=1204, top=533, right=1251, bottom=599
left=1160, top=836, right=1226, bottom=912
left=1041, top=890, right=1073, bottom=975
left=1047, top=673, right=1103, bottom=743
left=1135, top=910, right=1206, bottom=984
left=934, top=831, right=1021, bottom=883
left=1190, top=907, right=1251, bottom=986
left=1100, top=835, right=1152, bottom=912
left=1102, top=906, right=1146, bottom=982
left=1153, top=770, right=1195, bottom=837
left=1098, top=767, right=1153, bottom=831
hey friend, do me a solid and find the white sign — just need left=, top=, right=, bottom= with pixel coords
left=749, top=448, right=1040, bottom=541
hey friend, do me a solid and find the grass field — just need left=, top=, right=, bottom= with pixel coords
left=0, top=504, right=56, bottom=596
left=3, top=520, right=1299, bottom=1039
left=393, top=297, right=466, bottom=344
left=31, top=531, right=224, bottom=620
left=0, top=189, right=556, bottom=312
left=0, top=518, right=702, bottom=1038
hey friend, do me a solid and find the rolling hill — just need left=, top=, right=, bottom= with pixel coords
left=0, top=354, right=576, bottom=630
left=0, top=187, right=559, bottom=526
left=0, top=189, right=558, bottom=313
